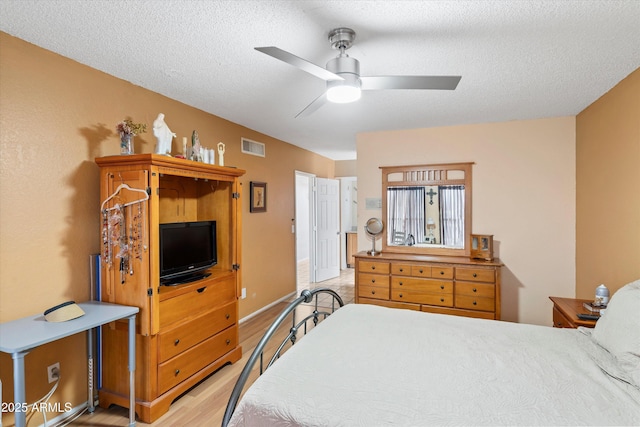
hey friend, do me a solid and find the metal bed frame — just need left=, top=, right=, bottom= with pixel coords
left=221, top=288, right=344, bottom=427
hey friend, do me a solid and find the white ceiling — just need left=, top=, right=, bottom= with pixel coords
left=1, top=1, right=639, bottom=160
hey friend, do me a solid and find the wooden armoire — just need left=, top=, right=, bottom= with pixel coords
left=95, top=154, right=245, bottom=422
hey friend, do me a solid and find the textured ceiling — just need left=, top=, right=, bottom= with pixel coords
left=1, top=1, right=639, bottom=160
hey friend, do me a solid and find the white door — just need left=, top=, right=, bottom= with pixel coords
left=314, top=178, right=340, bottom=282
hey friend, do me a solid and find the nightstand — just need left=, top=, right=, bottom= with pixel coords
left=549, top=296, right=598, bottom=328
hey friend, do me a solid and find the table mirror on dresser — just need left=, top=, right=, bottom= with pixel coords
left=354, top=162, right=503, bottom=320
left=381, top=162, right=472, bottom=257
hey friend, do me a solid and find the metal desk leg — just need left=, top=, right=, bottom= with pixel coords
left=128, top=315, right=136, bottom=427
left=12, top=351, right=27, bottom=427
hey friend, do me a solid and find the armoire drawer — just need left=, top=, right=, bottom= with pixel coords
left=158, top=326, right=237, bottom=395
left=358, top=261, right=390, bottom=274
left=455, top=267, right=495, bottom=283
left=158, top=301, right=236, bottom=362
left=159, top=277, right=235, bottom=329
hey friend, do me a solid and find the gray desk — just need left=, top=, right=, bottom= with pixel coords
left=0, top=301, right=138, bottom=427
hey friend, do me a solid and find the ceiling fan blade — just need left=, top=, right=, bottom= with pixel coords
left=255, top=47, right=343, bottom=82
left=295, top=92, right=328, bottom=118
left=361, top=75, right=461, bottom=91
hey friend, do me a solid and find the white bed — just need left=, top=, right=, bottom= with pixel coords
left=226, top=280, right=640, bottom=426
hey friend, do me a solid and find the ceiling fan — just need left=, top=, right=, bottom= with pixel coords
left=255, top=27, right=461, bottom=118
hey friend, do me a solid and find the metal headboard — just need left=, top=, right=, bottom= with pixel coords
left=221, top=288, right=344, bottom=427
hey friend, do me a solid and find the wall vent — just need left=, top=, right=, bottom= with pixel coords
left=241, top=138, right=265, bottom=157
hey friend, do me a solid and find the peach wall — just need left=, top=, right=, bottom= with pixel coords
left=576, top=69, right=640, bottom=298
left=356, top=117, right=576, bottom=326
left=335, top=159, right=357, bottom=177
left=0, top=32, right=333, bottom=423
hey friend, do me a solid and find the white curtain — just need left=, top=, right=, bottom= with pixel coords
left=387, top=187, right=426, bottom=245
left=439, top=185, right=465, bottom=247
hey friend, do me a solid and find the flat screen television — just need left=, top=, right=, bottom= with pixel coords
left=159, top=220, right=217, bottom=285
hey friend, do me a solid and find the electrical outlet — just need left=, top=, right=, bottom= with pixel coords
left=241, top=288, right=246, bottom=299
left=47, top=362, right=60, bottom=383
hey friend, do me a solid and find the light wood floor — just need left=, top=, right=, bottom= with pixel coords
left=71, top=269, right=354, bottom=426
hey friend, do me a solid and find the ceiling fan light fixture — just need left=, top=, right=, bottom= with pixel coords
left=326, top=74, right=361, bottom=103
left=327, top=83, right=361, bottom=103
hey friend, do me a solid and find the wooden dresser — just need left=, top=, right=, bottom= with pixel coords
left=355, top=252, right=502, bottom=320
left=95, top=154, right=244, bottom=422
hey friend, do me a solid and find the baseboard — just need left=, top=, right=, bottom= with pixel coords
left=34, top=401, right=90, bottom=427
left=239, top=291, right=296, bottom=324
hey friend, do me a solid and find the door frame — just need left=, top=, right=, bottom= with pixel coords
left=295, top=171, right=316, bottom=288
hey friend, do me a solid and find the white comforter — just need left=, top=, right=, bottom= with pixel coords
left=229, top=304, right=640, bottom=426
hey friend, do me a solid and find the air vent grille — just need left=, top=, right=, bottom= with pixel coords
left=241, top=138, right=265, bottom=157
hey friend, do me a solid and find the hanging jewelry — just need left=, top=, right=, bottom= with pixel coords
left=128, top=205, right=134, bottom=275
left=101, top=210, right=111, bottom=268
left=132, top=202, right=144, bottom=260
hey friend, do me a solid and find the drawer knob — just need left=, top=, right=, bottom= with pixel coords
left=440, top=271, right=444, bottom=275
left=419, top=269, right=424, bottom=274
left=371, top=279, right=376, bottom=283
left=197, top=287, right=207, bottom=293
left=174, top=339, right=180, bottom=346
left=226, top=313, right=230, bottom=319
left=399, top=282, right=403, bottom=286
left=371, top=290, right=376, bottom=295
left=399, top=293, right=403, bottom=298
left=473, top=273, right=477, bottom=278
left=440, top=298, right=444, bottom=302
left=473, top=288, right=477, bottom=292
left=175, top=369, right=180, bottom=376
left=473, top=301, right=477, bottom=305
left=226, top=339, right=231, bottom=345
left=399, top=268, right=404, bottom=272
left=371, top=266, right=376, bottom=270
left=440, top=285, right=444, bottom=289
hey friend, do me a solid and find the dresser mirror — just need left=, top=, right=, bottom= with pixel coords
left=381, top=162, right=473, bottom=257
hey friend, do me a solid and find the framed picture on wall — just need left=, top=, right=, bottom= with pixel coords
left=250, top=182, right=267, bottom=213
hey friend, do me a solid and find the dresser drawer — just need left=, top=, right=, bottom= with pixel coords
left=422, top=305, right=496, bottom=320
left=358, top=273, right=390, bottom=287
left=391, top=263, right=413, bottom=275
left=158, top=301, right=236, bottom=362
left=431, top=266, right=454, bottom=279
left=392, top=277, right=452, bottom=294
left=158, top=326, right=237, bottom=394
left=455, top=267, right=495, bottom=283
left=455, top=295, right=495, bottom=312
left=391, top=278, right=453, bottom=306
left=411, top=265, right=431, bottom=277
left=359, top=297, right=420, bottom=311
left=358, top=261, right=390, bottom=274
left=358, top=283, right=390, bottom=300
left=393, top=288, right=453, bottom=307
left=455, top=281, right=495, bottom=298
left=159, top=277, right=235, bottom=329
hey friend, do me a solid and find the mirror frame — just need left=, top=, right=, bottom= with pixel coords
left=381, top=162, right=473, bottom=257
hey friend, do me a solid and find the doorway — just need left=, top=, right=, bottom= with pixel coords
left=295, top=172, right=340, bottom=293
